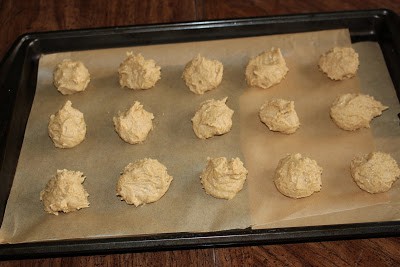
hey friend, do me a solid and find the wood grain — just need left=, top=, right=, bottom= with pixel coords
left=0, top=0, right=196, bottom=59
left=1, top=238, right=400, bottom=266
left=1, top=0, right=400, bottom=266
left=197, top=0, right=400, bottom=20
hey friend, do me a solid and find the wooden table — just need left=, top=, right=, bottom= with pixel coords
left=1, top=1, right=400, bottom=266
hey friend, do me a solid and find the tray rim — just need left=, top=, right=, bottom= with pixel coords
left=1, top=8, right=400, bottom=259
left=1, top=221, right=399, bottom=259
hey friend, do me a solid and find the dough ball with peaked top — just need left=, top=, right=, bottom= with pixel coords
left=259, top=98, right=300, bottom=134
left=200, top=157, right=248, bottom=200
left=113, top=101, right=154, bottom=144
left=245, top=47, right=289, bottom=89
left=48, top=100, right=86, bottom=148
left=191, top=97, right=234, bottom=139
left=182, top=54, right=224, bottom=94
left=118, top=52, right=161, bottom=90
left=40, top=169, right=90, bottom=215
left=53, top=59, right=91, bottom=95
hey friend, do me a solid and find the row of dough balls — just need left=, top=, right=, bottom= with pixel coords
left=48, top=92, right=388, bottom=148
left=39, top=157, right=247, bottom=215
left=53, top=46, right=359, bottom=96
left=40, top=151, right=400, bottom=215
left=47, top=98, right=235, bottom=148
left=47, top=98, right=230, bottom=148
left=260, top=93, right=388, bottom=133
left=274, top=152, right=400, bottom=198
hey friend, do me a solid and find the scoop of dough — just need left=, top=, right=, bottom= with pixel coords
left=191, top=97, right=234, bottom=139
left=259, top=98, right=300, bottom=134
left=40, top=169, right=90, bottom=215
left=351, top=152, right=400, bottom=194
left=48, top=100, right=87, bottom=148
left=200, top=157, right=248, bottom=200
left=53, top=59, right=90, bottom=95
left=274, top=153, right=323, bottom=199
left=245, top=48, right=289, bottom=89
left=116, top=158, right=173, bottom=206
left=182, top=54, right=224, bottom=94
left=319, top=47, right=359, bottom=80
left=118, top=52, right=161, bottom=90
left=330, top=93, right=388, bottom=131
left=113, top=101, right=154, bottom=144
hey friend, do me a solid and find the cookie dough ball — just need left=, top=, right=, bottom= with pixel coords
left=351, top=152, right=400, bottom=193
left=330, top=93, right=388, bottom=131
left=113, top=101, right=154, bottom=144
left=200, top=157, right=248, bottom=199
left=319, top=47, right=359, bottom=80
left=274, top=153, right=323, bottom=199
left=182, top=54, right=224, bottom=94
left=48, top=100, right=87, bottom=148
left=118, top=52, right=161, bottom=90
left=40, top=169, right=90, bottom=215
left=259, top=98, right=300, bottom=134
left=191, top=97, right=234, bottom=139
left=245, top=48, right=289, bottom=89
left=53, top=59, right=90, bottom=95
left=116, top=158, right=173, bottom=206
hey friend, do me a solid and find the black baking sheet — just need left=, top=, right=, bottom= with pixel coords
left=0, top=9, right=400, bottom=259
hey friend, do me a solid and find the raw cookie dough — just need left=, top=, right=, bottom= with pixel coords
left=48, top=100, right=87, bottom=148
left=40, top=169, right=90, bottom=215
left=200, top=157, right=248, bottom=200
left=118, top=52, right=161, bottom=90
left=113, top=101, right=154, bottom=144
left=319, top=47, right=359, bottom=80
left=182, top=54, right=224, bottom=94
left=191, top=97, right=234, bottom=139
left=330, top=93, right=388, bottom=131
left=245, top=48, right=289, bottom=89
left=116, top=158, right=173, bottom=206
left=259, top=98, right=300, bottom=134
left=274, top=153, right=323, bottom=199
left=351, top=152, right=400, bottom=194
left=53, top=59, right=90, bottom=95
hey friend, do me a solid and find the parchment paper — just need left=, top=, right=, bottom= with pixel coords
left=1, top=29, right=399, bottom=244
left=257, top=41, right=400, bottom=228
left=245, top=39, right=400, bottom=229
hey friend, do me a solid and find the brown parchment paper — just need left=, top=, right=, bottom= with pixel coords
left=1, top=29, right=399, bottom=244
left=257, top=41, right=400, bottom=228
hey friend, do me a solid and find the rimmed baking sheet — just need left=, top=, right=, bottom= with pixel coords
left=1, top=28, right=399, bottom=245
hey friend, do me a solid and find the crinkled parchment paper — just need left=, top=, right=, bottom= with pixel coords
left=1, top=29, right=399, bottom=244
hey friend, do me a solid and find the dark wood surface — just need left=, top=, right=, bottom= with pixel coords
left=1, top=0, right=400, bottom=266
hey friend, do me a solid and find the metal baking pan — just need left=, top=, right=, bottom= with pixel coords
left=1, top=9, right=400, bottom=259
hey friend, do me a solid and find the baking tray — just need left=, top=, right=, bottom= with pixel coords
left=1, top=9, right=400, bottom=259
